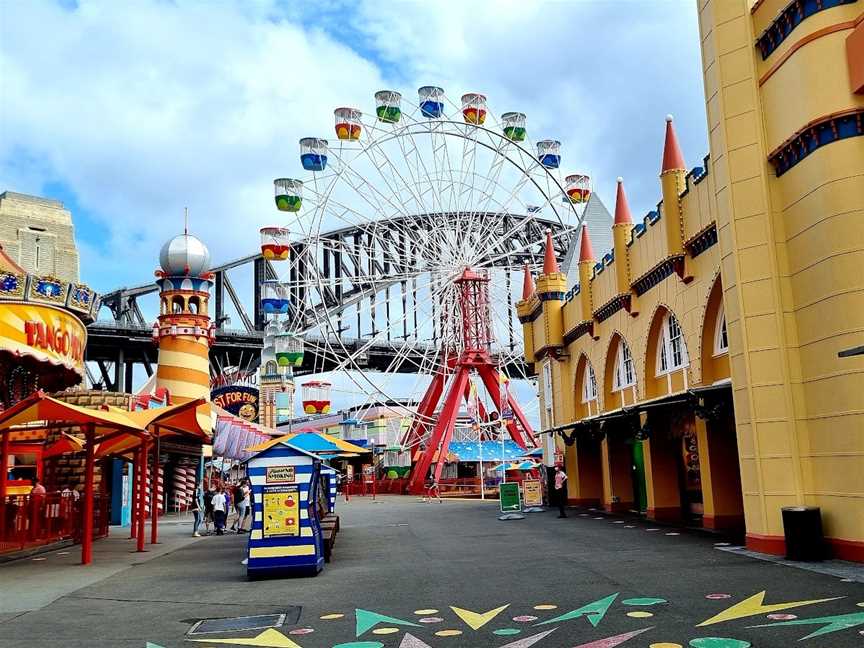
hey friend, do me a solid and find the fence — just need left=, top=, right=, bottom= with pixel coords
left=0, top=492, right=109, bottom=555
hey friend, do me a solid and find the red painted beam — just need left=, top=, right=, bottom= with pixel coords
left=150, top=431, right=160, bottom=545
left=81, top=426, right=95, bottom=565
left=136, top=441, right=148, bottom=552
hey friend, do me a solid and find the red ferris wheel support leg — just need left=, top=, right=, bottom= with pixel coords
left=402, top=370, right=446, bottom=451
left=430, top=366, right=471, bottom=487
left=407, top=366, right=470, bottom=495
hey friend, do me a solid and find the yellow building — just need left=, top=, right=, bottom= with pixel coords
left=517, top=0, right=864, bottom=560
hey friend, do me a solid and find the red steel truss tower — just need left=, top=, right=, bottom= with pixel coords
left=405, top=268, right=537, bottom=494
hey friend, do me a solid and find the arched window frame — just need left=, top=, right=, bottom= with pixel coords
left=612, top=341, right=635, bottom=391
left=581, top=362, right=598, bottom=403
left=657, top=311, right=689, bottom=376
left=714, top=305, right=728, bottom=356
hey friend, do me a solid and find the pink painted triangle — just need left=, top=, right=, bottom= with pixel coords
left=570, top=626, right=653, bottom=648
left=399, top=634, right=434, bottom=648
left=499, top=628, right=558, bottom=647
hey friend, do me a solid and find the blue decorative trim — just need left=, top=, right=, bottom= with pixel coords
left=686, top=224, right=718, bottom=258
left=538, top=291, right=566, bottom=302
left=632, top=258, right=681, bottom=296
left=769, top=109, right=863, bottom=176
left=756, top=0, right=857, bottom=60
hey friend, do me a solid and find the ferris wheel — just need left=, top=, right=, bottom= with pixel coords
left=260, top=86, right=593, bottom=465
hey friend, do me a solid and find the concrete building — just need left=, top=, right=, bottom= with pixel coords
left=0, top=191, right=81, bottom=283
left=517, top=0, right=864, bottom=560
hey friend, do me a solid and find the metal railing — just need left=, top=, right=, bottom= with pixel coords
left=0, top=492, right=109, bottom=555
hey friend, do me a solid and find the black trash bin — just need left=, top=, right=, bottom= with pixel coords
left=781, top=506, right=824, bottom=561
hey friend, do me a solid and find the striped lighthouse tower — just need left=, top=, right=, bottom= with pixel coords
left=152, top=231, right=215, bottom=403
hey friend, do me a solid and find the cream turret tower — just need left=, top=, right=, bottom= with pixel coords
left=152, top=232, right=215, bottom=404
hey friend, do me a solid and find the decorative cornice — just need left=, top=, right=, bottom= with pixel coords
left=632, top=256, right=683, bottom=297
left=755, top=0, right=857, bottom=60
left=563, top=320, right=593, bottom=346
left=594, top=294, right=630, bottom=323
left=685, top=223, right=718, bottom=258
left=768, top=108, right=864, bottom=176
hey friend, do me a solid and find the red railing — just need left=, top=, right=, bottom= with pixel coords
left=0, top=492, right=109, bottom=555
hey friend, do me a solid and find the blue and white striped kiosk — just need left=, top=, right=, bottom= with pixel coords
left=246, top=440, right=328, bottom=578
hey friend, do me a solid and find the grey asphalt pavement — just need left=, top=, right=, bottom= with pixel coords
left=1, top=496, right=862, bottom=648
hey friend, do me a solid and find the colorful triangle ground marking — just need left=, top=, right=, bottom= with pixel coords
left=355, top=609, right=421, bottom=637
left=497, top=628, right=558, bottom=647
left=696, top=591, right=841, bottom=626
left=750, top=610, right=864, bottom=640
left=571, top=626, right=653, bottom=648
left=450, top=604, right=509, bottom=630
left=188, top=628, right=303, bottom=647
left=535, top=594, right=619, bottom=628
left=146, top=644, right=166, bottom=648
left=399, top=634, right=434, bottom=648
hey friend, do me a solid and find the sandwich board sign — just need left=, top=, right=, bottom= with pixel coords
left=522, top=479, right=543, bottom=507
left=499, top=482, right=522, bottom=513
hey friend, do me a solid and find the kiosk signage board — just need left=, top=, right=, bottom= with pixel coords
left=266, top=466, right=296, bottom=483
left=262, top=486, right=300, bottom=538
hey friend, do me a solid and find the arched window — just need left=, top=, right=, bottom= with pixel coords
left=582, top=362, right=597, bottom=402
left=613, top=341, right=635, bottom=391
left=265, top=360, right=277, bottom=374
left=171, top=296, right=184, bottom=314
left=188, top=296, right=200, bottom=315
left=714, top=305, right=728, bottom=355
left=657, top=312, right=689, bottom=375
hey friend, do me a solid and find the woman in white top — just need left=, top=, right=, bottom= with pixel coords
left=211, top=486, right=227, bottom=535
left=238, top=481, right=251, bottom=533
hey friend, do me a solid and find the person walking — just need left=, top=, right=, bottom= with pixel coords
left=203, top=485, right=214, bottom=535
left=553, top=464, right=568, bottom=518
left=237, top=480, right=251, bottom=533
left=229, top=481, right=243, bottom=532
left=191, top=483, right=204, bottom=537
left=211, top=485, right=227, bottom=535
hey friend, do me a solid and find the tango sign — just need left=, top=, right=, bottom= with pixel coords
left=0, top=303, right=87, bottom=375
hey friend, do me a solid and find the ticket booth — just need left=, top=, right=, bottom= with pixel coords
left=246, top=441, right=326, bottom=578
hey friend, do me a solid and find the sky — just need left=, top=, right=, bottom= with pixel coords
left=0, top=0, right=708, bottom=416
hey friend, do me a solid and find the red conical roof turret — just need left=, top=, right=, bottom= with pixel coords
left=521, top=263, right=535, bottom=300
left=579, top=225, right=595, bottom=262
left=661, top=115, right=686, bottom=172
left=543, top=229, right=559, bottom=274
left=614, top=177, right=633, bottom=225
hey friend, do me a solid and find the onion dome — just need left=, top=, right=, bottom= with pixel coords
left=159, top=233, right=211, bottom=276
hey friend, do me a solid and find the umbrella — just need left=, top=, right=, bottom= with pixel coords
left=43, top=432, right=85, bottom=458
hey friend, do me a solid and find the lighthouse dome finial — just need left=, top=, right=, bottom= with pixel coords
left=159, top=233, right=211, bottom=276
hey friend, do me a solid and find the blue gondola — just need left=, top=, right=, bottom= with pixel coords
left=418, top=86, right=444, bottom=118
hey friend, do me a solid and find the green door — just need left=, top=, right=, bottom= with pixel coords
left=631, top=441, right=648, bottom=513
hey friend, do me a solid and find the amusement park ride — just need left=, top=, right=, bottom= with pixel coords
left=91, top=85, right=597, bottom=484
left=254, top=86, right=593, bottom=490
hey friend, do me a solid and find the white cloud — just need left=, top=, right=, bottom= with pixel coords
left=1, top=0, right=387, bottom=289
